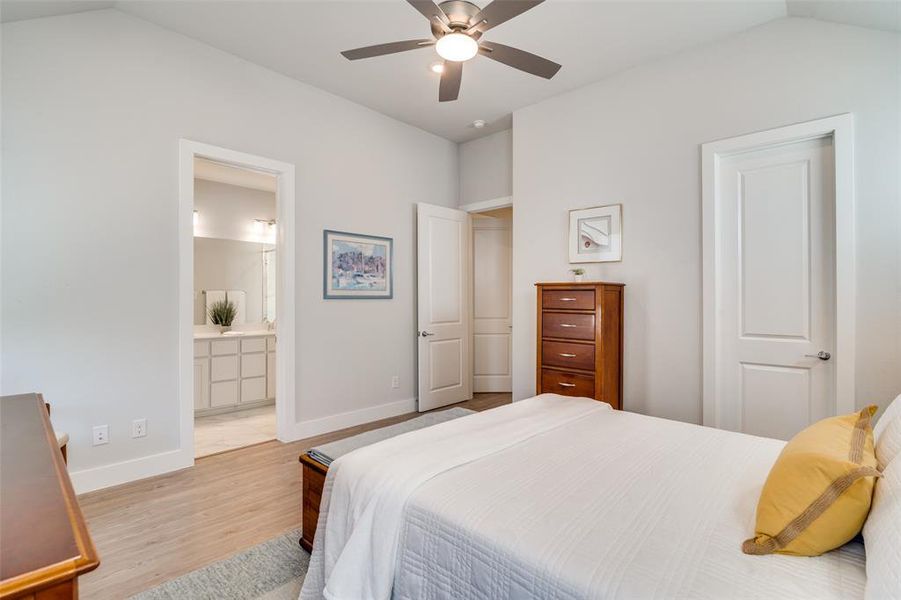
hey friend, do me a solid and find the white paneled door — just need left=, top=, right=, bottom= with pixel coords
left=712, top=136, right=836, bottom=440
left=417, top=203, right=472, bottom=411
left=472, top=215, right=512, bottom=392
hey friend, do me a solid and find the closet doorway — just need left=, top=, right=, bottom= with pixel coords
left=415, top=199, right=512, bottom=411
left=470, top=207, right=512, bottom=393
left=178, top=141, right=296, bottom=464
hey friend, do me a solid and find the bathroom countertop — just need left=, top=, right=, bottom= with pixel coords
left=193, top=330, right=276, bottom=340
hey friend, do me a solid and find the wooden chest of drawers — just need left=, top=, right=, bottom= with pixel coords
left=536, top=282, right=624, bottom=409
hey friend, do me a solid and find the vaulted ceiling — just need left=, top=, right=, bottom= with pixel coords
left=3, top=1, right=898, bottom=142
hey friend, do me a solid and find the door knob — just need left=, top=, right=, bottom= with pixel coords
left=419, top=331, right=435, bottom=337
left=804, top=351, right=831, bottom=361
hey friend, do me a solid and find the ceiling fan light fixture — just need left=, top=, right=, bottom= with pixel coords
left=429, top=61, right=446, bottom=74
left=435, top=32, right=478, bottom=62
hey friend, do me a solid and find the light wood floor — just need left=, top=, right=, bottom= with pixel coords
left=78, top=393, right=511, bottom=598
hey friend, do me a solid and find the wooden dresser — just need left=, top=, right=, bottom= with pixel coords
left=536, top=282, right=624, bottom=409
left=1, top=394, right=99, bottom=599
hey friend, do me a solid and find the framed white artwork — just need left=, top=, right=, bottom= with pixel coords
left=568, top=204, right=622, bottom=263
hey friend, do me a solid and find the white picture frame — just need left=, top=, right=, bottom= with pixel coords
left=568, top=204, right=622, bottom=263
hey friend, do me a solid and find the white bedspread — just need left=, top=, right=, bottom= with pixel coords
left=393, top=405, right=866, bottom=599
left=300, top=394, right=610, bottom=600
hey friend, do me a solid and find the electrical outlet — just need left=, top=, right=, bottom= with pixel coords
left=92, top=425, right=109, bottom=446
left=132, top=419, right=147, bottom=438
left=391, top=375, right=400, bottom=389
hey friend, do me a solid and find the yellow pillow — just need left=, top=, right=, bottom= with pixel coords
left=742, top=406, right=880, bottom=556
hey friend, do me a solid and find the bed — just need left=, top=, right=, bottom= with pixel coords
left=300, top=395, right=867, bottom=600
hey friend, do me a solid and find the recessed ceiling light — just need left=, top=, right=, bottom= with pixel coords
left=429, top=62, right=445, bottom=74
left=472, top=120, right=487, bottom=129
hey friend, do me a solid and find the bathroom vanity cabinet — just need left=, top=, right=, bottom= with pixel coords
left=193, top=333, right=275, bottom=415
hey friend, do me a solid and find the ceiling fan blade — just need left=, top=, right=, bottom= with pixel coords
left=439, top=60, right=463, bottom=102
left=407, top=0, right=450, bottom=28
left=469, top=0, right=544, bottom=32
left=479, top=41, right=561, bottom=79
left=341, top=39, right=434, bottom=60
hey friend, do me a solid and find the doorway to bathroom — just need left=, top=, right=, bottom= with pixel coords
left=178, top=141, right=296, bottom=463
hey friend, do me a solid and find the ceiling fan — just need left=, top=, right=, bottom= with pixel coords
left=341, top=0, right=561, bottom=102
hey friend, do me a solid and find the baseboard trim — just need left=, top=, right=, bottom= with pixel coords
left=283, top=397, right=418, bottom=441
left=71, top=399, right=418, bottom=493
left=70, top=448, right=193, bottom=495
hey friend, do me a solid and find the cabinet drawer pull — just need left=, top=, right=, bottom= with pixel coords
left=560, top=297, right=577, bottom=301
left=558, top=382, right=576, bottom=388
left=559, top=353, right=577, bottom=358
left=559, top=323, right=577, bottom=328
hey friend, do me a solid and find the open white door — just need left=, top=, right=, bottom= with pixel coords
left=417, top=203, right=472, bottom=411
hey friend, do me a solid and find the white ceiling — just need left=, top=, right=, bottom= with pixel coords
left=3, top=1, right=898, bottom=142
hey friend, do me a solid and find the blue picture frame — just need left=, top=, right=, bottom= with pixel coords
left=323, top=230, right=394, bottom=299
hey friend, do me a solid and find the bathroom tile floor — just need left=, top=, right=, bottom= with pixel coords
left=194, top=404, right=276, bottom=458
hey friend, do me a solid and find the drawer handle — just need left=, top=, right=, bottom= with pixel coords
left=558, top=382, right=577, bottom=388
left=560, top=297, right=577, bottom=301
left=559, top=353, right=577, bottom=358
left=559, top=323, right=577, bottom=328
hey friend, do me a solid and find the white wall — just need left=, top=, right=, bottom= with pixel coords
left=1, top=9, right=458, bottom=489
left=459, top=129, right=512, bottom=205
left=194, top=179, right=276, bottom=244
left=513, top=18, right=901, bottom=423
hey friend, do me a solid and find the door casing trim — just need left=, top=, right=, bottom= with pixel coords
left=178, top=139, right=297, bottom=464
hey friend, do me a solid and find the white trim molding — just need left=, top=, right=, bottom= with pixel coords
left=287, top=398, right=417, bottom=440
left=460, top=196, right=512, bottom=214
left=701, top=113, right=855, bottom=429
left=178, top=140, right=297, bottom=469
left=70, top=449, right=189, bottom=494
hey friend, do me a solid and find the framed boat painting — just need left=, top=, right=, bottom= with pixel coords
left=323, top=230, right=393, bottom=299
left=568, top=204, right=622, bottom=263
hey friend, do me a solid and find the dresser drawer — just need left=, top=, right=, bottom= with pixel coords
left=542, top=312, right=595, bottom=340
left=541, top=369, right=595, bottom=398
left=541, top=340, right=595, bottom=371
left=542, top=289, right=595, bottom=311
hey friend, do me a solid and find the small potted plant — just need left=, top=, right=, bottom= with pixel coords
left=208, top=299, right=237, bottom=333
left=570, top=268, right=585, bottom=283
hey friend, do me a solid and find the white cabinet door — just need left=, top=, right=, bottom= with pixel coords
left=211, top=355, right=238, bottom=382
left=417, top=203, right=472, bottom=411
left=193, top=359, right=210, bottom=409
left=241, top=353, right=266, bottom=378
left=210, top=380, right=238, bottom=407
left=241, top=377, right=266, bottom=403
left=267, top=351, right=276, bottom=400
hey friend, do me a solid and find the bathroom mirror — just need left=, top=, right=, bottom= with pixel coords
left=193, top=237, right=276, bottom=326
